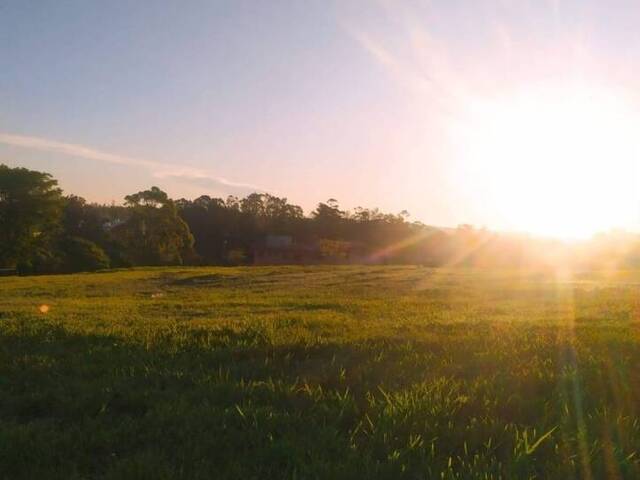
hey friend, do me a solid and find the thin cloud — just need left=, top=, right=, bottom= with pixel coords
left=342, top=1, right=607, bottom=107
left=343, top=19, right=469, bottom=116
left=153, top=171, right=263, bottom=193
left=0, top=132, right=264, bottom=194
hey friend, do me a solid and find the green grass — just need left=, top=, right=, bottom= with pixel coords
left=2, top=266, right=640, bottom=479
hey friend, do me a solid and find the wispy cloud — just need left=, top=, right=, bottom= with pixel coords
left=0, top=132, right=264, bottom=194
left=342, top=0, right=605, bottom=106
left=341, top=6, right=476, bottom=122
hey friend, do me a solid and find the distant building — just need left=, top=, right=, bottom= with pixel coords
left=253, top=235, right=369, bottom=265
left=253, top=235, right=320, bottom=265
left=103, top=218, right=126, bottom=231
left=265, top=235, right=294, bottom=249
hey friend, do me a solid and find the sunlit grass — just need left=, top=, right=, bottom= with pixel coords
left=1, top=266, right=640, bottom=478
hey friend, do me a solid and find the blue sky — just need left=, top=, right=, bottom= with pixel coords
left=2, top=1, right=640, bottom=237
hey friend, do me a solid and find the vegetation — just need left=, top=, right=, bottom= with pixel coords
left=2, top=266, right=640, bottom=478
left=0, top=166, right=194, bottom=273
left=0, top=165, right=63, bottom=271
left=5, top=164, right=640, bottom=274
left=114, top=187, right=194, bottom=266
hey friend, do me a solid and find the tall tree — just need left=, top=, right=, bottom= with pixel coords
left=0, top=164, right=64, bottom=269
left=113, top=187, right=195, bottom=265
left=312, top=199, right=344, bottom=239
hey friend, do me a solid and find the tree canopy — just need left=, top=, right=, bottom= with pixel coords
left=113, top=187, right=194, bottom=265
left=4, top=164, right=640, bottom=274
left=0, top=165, right=64, bottom=270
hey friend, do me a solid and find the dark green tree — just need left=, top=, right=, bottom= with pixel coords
left=114, top=187, right=195, bottom=265
left=59, top=236, right=111, bottom=272
left=62, top=195, right=111, bottom=243
left=312, top=199, right=345, bottom=239
left=0, top=164, right=64, bottom=269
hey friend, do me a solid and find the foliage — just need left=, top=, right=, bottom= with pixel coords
left=177, top=192, right=308, bottom=264
left=2, top=266, right=640, bottom=478
left=0, top=166, right=200, bottom=272
left=62, top=195, right=133, bottom=269
left=58, top=236, right=111, bottom=272
left=124, top=186, right=169, bottom=208
left=5, top=165, right=640, bottom=272
left=113, top=187, right=194, bottom=265
left=62, top=195, right=112, bottom=245
left=0, top=164, right=64, bottom=269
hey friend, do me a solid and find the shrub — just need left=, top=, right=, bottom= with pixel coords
left=60, top=236, right=110, bottom=272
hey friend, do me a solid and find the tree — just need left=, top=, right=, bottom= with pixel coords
left=176, top=195, right=231, bottom=264
left=62, top=195, right=111, bottom=244
left=240, top=193, right=266, bottom=218
left=0, top=164, right=64, bottom=269
left=124, top=186, right=168, bottom=208
left=114, top=187, right=195, bottom=265
left=0, top=167, right=505, bottom=270
left=312, top=199, right=345, bottom=239
left=59, top=236, right=110, bottom=272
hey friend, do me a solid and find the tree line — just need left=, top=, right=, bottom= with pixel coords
left=3, top=164, right=640, bottom=274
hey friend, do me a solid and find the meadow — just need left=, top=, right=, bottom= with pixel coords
left=1, top=266, right=640, bottom=479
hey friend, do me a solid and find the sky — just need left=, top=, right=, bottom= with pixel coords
left=2, top=0, right=640, bottom=238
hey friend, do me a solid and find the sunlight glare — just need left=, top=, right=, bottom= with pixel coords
left=449, top=84, right=640, bottom=238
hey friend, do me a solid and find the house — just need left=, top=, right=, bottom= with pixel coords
left=253, top=235, right=369, bottom=265
left=253, top=235, right=320, bottom=265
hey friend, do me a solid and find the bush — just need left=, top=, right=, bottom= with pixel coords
left=16, top=248, right=65, bottom=275
left=60, top=237, right=110, bottom=272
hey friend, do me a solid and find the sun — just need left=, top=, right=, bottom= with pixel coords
left=449, top=83, right=640, bottom=239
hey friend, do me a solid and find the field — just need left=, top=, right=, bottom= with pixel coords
left=2, top=266, right=640, bottom=479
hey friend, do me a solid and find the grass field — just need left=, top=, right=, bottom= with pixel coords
left=2, top=266, right=640, bottom=479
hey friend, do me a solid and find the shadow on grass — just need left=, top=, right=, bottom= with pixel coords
left=1, top=321, right=640, bottom=479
